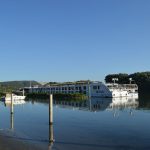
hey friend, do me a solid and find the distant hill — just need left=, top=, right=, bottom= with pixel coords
left=0, top=81, right=41, bottom=93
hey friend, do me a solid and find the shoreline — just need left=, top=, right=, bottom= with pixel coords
left=0, top=130, right=44, bottom=150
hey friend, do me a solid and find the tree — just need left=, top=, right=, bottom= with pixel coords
left=105, top=73, right=129, bottom=84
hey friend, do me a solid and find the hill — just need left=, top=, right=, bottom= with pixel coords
left=0, top=81, right=41, bottom=93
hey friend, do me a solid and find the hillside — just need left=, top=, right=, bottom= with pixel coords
left=0, top=81, right=41, bottom=93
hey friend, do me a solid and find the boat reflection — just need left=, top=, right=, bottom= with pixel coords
left=54, top=97, right=139, bottom=112
left=4, top=100, right=26, bottom=107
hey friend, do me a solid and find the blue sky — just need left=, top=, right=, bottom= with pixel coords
left=0, top=0, right=150, bottom=82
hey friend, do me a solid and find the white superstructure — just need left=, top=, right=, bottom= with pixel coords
left=106, top=83, right=138, bottom=98
left=25, top=80, right=138, bottom=98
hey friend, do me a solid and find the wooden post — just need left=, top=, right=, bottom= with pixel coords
left=10, top=93, right=14, bottom=130
left=49, top=94, right=54, bottom=149
left=11, top=93, right=14, bottom=114
left=49, top=94, right=53, bottom=125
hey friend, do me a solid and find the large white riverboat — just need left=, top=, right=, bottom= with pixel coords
left=25, top=80, right=138, bottom=98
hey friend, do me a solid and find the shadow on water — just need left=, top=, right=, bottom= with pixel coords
left=3, top=134, right=147, bottom=150
left=139, top=93, right=150, bottom=109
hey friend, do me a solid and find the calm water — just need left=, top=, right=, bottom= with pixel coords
left=0, top=96, right=150, bottom=150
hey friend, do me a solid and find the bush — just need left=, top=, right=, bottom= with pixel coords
left=26, top=93, right=87, bottom=101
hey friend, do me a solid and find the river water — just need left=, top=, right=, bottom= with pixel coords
left=0, top=96, right=150, bottom=150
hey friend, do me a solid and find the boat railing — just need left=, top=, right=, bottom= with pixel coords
left=107, top=84, right=138, bottom=90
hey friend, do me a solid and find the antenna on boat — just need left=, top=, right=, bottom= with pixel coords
left=112, top=78, right=118, bottom=84
left=23, top=89, right=25, bottom=96
left=129, top=78, right=133, bottom=84
left=30, top=81, right=32, bottom=88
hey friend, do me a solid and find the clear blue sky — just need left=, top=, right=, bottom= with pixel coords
left=0, top=0, right=150, bottom=82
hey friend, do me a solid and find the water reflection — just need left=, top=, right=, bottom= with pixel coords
left=10, top=112, right=14, bottom=130
left=54, top=97, right=139, bottom=112
left=1, top=96, right=150, bottom=150
left=4, top=100, right=26, bottom=107
left=1, top=99, right=54, bottom=150
left=5, top=100, right=26, bottom=131
left=48, top=124, right=54, bottom=150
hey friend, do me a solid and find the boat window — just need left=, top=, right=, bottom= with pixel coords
left=93, top=86, right=97, bottom=90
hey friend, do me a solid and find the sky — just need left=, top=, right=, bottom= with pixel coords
left=0, top=0, right=150, bottom=82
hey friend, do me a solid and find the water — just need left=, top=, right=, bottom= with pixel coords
left=0, top=96, right=150, bottom=150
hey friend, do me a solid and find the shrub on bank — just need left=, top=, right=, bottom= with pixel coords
left=26, top=93, right=87, bottom=101
left=0, top=92, right=5, bottom=98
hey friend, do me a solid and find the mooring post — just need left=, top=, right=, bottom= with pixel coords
left=11, top=93, right=14, bottom=114
left=10, top=93, right=14, bottom=130
left=49, top=94, right=54, bottom=147
left=49, top=94, right=53, bottom=125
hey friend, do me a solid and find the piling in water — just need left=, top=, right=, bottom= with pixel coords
left=49, top=94, right=53, bottom=125
left=49, top=94, right=54, bottom=145
left=10, top=93, right=14, bottom=130
left=11, top=93, right=14, bottom=114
